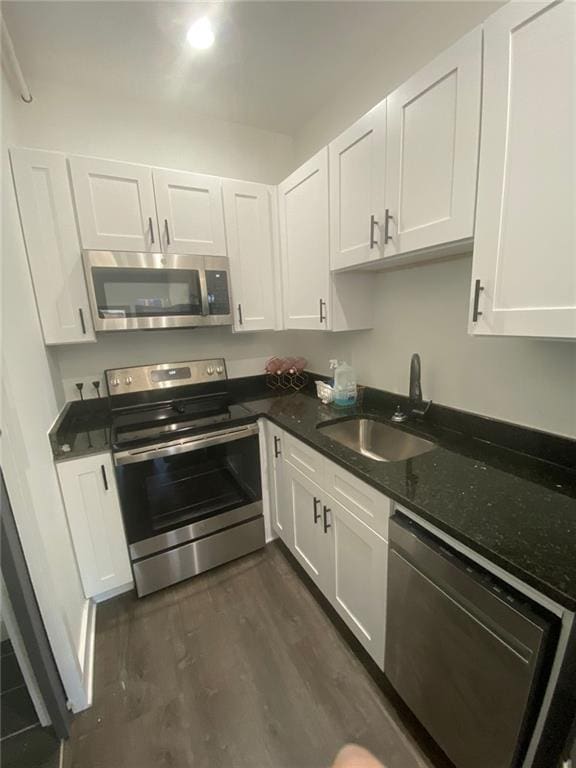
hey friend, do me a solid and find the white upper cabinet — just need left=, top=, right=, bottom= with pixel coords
left=279, top=148, right=374, bottom=331
left=69, top=156, right=158, bottom=252
left=11, top=148, right=96, bottom=345
left=279, top=148, right=331, bottom=330
left=153, top=169, right=226, bottom=256
left=223, top=179, right=277, bottom=331
left=57, top=452, right=132, bottom=600
left=329, top=101, right=387, bottom=270
left=470, top=1, right=576, bottom=339
left=384, top=28, right=482, bottom=258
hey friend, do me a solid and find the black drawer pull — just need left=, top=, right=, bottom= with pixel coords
left=322, top=505, right=331, bottom=533
left=472, top=279, right=484, bottom=322
left=101, top=464, right=109, bottom=491
left=273, top=436, right=281, bottom=458
left=313, top=497, right=321, bottom=524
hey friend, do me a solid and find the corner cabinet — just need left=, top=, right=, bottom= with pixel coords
left=10, top=148, right=96, bottom=345
left=69, top=156, right=159, bottom=252
left=384, top=27, right=482, bottom=259
left=56, top=453, right=132, bottom=600
left=273, top=427, right=389, bottom=667
left=470, top=0, right=576, bottom=339
left=223, top=179, right=279, bottom=331
left=278, top=148, right=374, bottom=331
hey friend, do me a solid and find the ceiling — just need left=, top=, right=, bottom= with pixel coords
left=3, top=1, right=490, bottom=136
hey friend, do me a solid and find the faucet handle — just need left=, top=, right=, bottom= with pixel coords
left=412, top=399, right=432, bottom=418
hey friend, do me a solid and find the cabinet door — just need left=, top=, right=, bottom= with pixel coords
left=153, top=169, right=226, bottom=256
left=223, top=180, right=276, bottom=331
left=329, top=497, right=387, bottom=666
left=329, top=101, right=387, bottom=270
left=385, top=28, right=482, bottom=257
left=279, top=148, right=330, bottom=330
left=267, top=425, right=292, bottom=545
left=57, top=454, right=132, bottom=599
left=285, top=463, right=331, bottom=594
left=69, top=157, right=158, bottom=252
left=470, top=1, right=575, bottom=339
left=10, top=149, right=96, bottom=345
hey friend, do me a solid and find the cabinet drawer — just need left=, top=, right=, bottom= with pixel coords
left=324, top=458, right=390, bottom=539
left=284, top=434, right=325, bottom=484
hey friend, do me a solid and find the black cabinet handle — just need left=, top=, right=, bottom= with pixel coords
left=313, top=497, right=321, bottom=524
left=101, top=464, right=109, bottom=491
left=369, top=214, right=379, bottom=249
left=164, top=218, right=171, bottom=246
left=319, top=298, right=326, bottom=324
left=472, top=279, right=484, bottom=322
left=78, top=308, right=86, bottom=335
left=273, top=436, right=281, bottom=458
left=148, top=216, right=155, bottom=244
left=383, top=208, right=393, bottom=244
left=238, top=304, right=243, bottom=325
left=322, top=505, right=331, bottom=533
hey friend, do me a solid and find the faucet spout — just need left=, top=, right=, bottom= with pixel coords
left=409, top=353, right=422, bottom=406
left=409, top=353, right=431, bottom=417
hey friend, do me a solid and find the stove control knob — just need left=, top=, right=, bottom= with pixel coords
left=216, top=366, right=224, bottom=375
left=206, top=366, right=215, bottom=376
left=125, top=376, right=133, bottom=385
left=111, top=378, right=120, bottom=387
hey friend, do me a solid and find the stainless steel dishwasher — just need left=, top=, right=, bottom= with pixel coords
left=385, top=513, right=557, bottom=768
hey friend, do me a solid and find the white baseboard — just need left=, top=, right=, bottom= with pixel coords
left=73, top=599, right=96, bottom=712
left=93, top=581, right=133, bottom=603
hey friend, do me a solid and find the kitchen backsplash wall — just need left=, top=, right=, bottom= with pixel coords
left=332, top=257, right=576, bottom=439
left=53, top=328, right=339, bottom=404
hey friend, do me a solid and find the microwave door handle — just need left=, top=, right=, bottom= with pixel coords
left=199, top=269, right=210, bottom=317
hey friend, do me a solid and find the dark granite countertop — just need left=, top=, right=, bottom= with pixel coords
left=50, top=383, right=576, bottom=610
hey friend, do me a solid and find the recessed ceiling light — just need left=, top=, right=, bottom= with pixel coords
left=187, top=17, right=215, bottom=50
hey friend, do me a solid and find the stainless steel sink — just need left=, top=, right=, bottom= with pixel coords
left=318, top=418, right=436, bottom=462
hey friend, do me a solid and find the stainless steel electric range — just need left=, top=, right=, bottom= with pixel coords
left=107, top=359, right=265, bottom=597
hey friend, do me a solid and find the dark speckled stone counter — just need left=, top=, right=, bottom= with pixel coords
left=241, top=393, right=576, bottom=611
left=50, top=385, right=576, bottom=609
left=50, top=399, right=112, bottom=460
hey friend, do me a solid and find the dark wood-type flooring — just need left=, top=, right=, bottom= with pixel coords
left=63, top=543, right=437, bottom=768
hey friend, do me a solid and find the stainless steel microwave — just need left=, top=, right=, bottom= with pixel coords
left=82, top=251, right=233, bottom=331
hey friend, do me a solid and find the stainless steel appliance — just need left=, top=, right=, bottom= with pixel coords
left=108, top=359, right=264, bottom=597
left=83, top=251, right=232, bottom=331
left=385, top=513, right=556, bottom=768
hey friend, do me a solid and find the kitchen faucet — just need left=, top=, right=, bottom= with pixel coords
left=391, top=353, right=432, bottom=422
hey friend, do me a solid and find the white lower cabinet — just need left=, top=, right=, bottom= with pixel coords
left=275, top=427, right=389, bottom=665
left=330, top=497, right=387, bottom=666
left=56, top=453, right=132, bottom=600
left=267, top=423, right=292, bottom=546
left=285, top=462, right=332, bottom=595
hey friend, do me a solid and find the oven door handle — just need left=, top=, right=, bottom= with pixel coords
left=114, top=423, right=259, bottom=466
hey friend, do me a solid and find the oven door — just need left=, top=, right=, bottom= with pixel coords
left=114, top=424, right=262, bottom=558
left=83, top=251, right=232, bottom=330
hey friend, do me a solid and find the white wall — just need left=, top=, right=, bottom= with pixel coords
left=1, top=64, right=90, bottom=710
left=294, top=1, right=502, bottom=164
left=336, top=258, right=576, bottom=438
left=13, top=78, right=294, bottom=184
